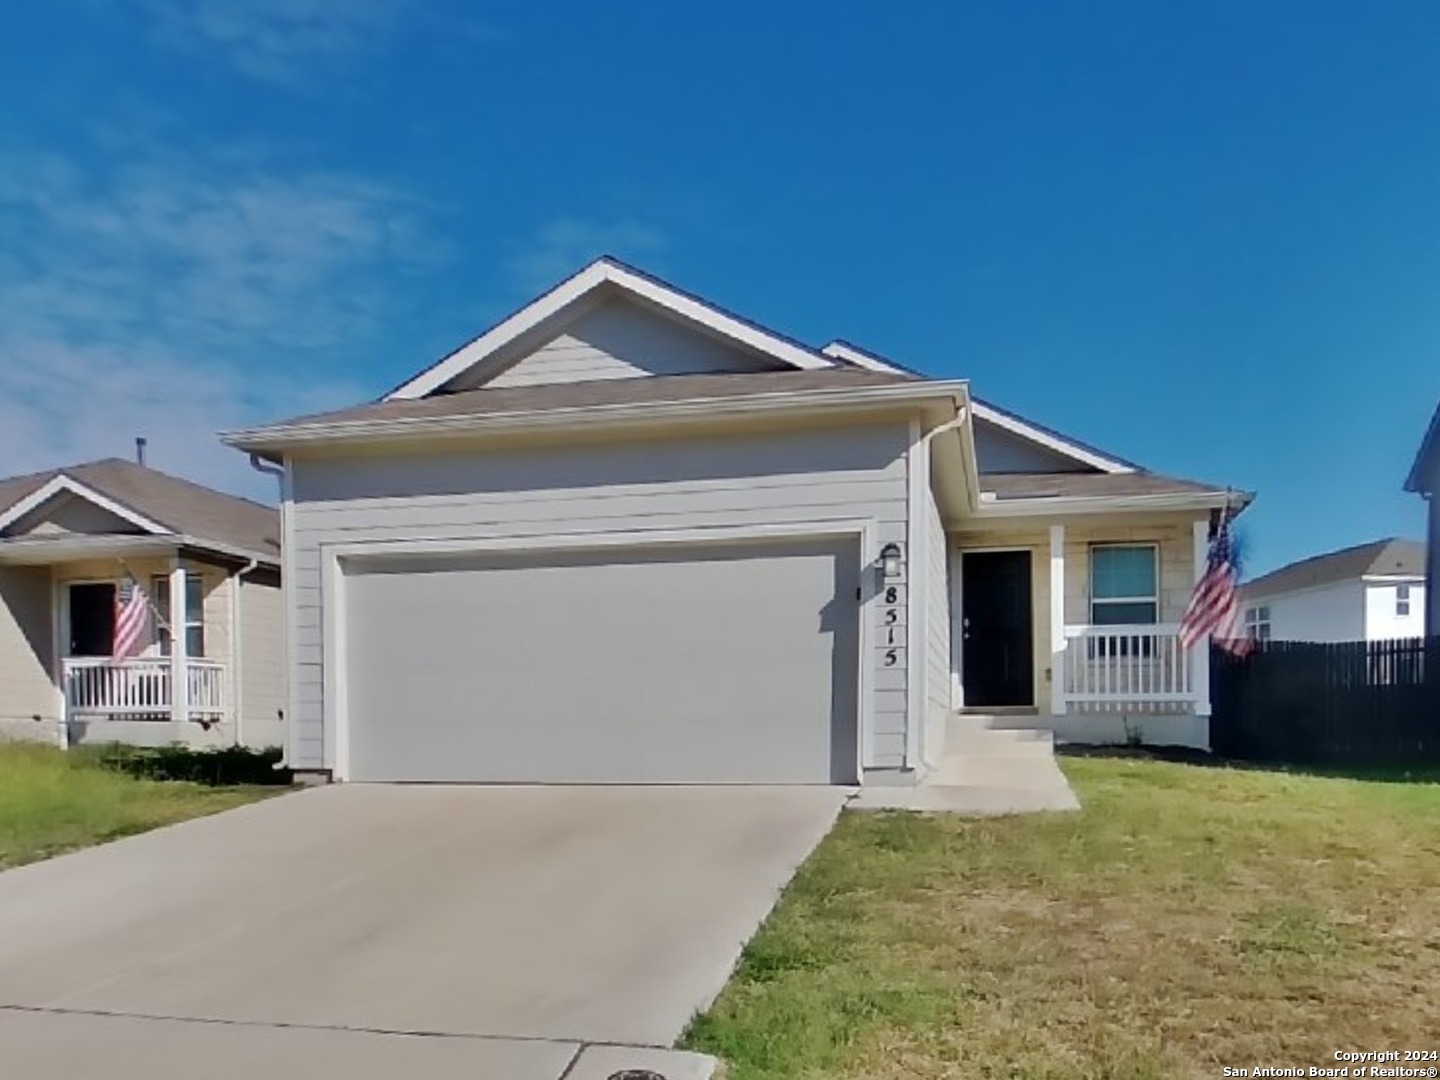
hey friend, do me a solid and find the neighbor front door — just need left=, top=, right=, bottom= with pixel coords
left=960, top=550, right=1034, bottom=707
left=68, top=582, right=115, bottom=657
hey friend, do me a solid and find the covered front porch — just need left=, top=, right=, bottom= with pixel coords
left=0, top=537, right=237, bottom=747
left=951, top=512, right=1213, bottom=748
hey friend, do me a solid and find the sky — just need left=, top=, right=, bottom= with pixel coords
left=0, top=0, right=1436, bottom=576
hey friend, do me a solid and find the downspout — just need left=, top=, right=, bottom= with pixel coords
left=248, top=452, right=287, bottom=768
left=903, top=406, right=970, bottom=772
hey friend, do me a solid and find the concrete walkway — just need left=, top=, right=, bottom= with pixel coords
left=851, top=715, right=1081, bottom=814
left=0, top=784, right=849, bottom=1080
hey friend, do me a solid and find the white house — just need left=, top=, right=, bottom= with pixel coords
left=1241, top=538, right=1426, bottom=644
left=0, top=458, right=286, bottom=749
left=223, top=257, right=1249, bottom=785
left=1404, top=401, right=1440, bottom=637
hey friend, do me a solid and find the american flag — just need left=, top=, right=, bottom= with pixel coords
left=113, top=577, right=150, bottom=659
left=1179, top=509, right=1252, bottom=656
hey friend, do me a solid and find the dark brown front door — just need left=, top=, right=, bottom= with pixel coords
left=960, top=550, right=1034, bottom=707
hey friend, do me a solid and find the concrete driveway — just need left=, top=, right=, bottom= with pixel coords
left=0, top=784, right=847, bottom=1079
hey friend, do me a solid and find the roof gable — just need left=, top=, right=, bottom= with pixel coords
left=0, top=459, right=280, bottom=564
left=388, top=257, right=835, bottom=400
left=478, top=294, right=791, bottom=390
left=0, top=475, right=167, bottom=537
left=972, top=400, right=1136, bottom=473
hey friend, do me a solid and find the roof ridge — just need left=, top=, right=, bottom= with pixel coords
left=74, top=457, right=277, bottom=514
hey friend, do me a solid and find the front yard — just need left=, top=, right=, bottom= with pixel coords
left=0, top=742, right=279, bottom=870
left=685, top=756, right=1440, bottom=1079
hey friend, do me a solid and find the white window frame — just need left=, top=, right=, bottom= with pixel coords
left=152, top=573, right=206, bottom=658
left=1089, top=542, right=1160, bottom=626
left=1244, top=605, right=1271, bottom=641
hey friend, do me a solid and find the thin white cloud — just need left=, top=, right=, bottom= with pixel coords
left=505, top=218, right=668, bottom=293
left=137, top=0, right=495, bottom=85
left=0, top=148, right=432, bottom=499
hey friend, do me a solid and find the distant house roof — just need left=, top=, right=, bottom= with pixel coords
left=1243, top=538, right=1425, bottom=600
left=1405, top=400, right=1440, bottom=493
left=0, top=458, right=279, bottom=564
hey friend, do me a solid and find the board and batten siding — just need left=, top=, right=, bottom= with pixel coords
left=922, top=484, right=952, bottom=766
left=487, top=298, right=778, bottom=389
left=286, top=422, right=915, bottom=774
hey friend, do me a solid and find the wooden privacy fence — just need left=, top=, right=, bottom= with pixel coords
left=1211, top=637, right=1440, bottom=765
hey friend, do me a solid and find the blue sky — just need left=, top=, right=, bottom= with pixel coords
left=1, top=1, right=1435, bottom=575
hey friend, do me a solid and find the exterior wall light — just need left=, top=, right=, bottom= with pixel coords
left=879, top=542, right=903, bottom=578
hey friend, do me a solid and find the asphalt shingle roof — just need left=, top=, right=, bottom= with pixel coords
left=0, top=459, right=279, bottom=562
left=1243, top=538, right=1425, bottom=599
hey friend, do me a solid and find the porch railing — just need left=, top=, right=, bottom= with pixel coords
left=62, top=658, right=226, bottom=721
left=1061, top=624, right=1193, bottom=708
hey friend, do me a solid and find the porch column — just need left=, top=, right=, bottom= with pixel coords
left=1049, top=524, right=1066, bottom=715
left=1191, top=518, right=1212, bottom=717
left=168, top=560, right=189, bottom=738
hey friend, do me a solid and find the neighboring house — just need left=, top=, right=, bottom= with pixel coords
left=1241, top=539, right=1427, bottom=643
left=0, top=459, right=285, bottom=749
left=223, top=257, right=1247, bottom=785
left=1404, top=400, right=1440, bottom=636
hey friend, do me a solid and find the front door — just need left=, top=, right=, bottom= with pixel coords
left=960, top=550, right=1034, bottom=707
left=68, top=583, right=115, bottom=656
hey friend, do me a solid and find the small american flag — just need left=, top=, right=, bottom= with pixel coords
left=1179, top=509, right=1252, bottom=656
left=113, top=577, right=150, bottom=659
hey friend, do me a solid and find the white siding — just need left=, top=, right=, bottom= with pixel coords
left=487, top=298, right=779, bottom=388
left=973, top=418, right=1092, bottom=474
left=922, top=484, right=951, bottom=766
left=239, top=571, right=286, bottom=749
left=286, top=423, right=913, bottom=773
left=1252, top=581, right=1366, bottom=642
left=1363, top=581, right=1426, bottom=640
left=0, top=566, right=58, bottom=740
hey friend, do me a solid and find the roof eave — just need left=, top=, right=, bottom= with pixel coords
left=0, top=532, right=280, bottom=568
left=222, top=381, right=970, bottom=454
left=969, top=488, right=1248, bottom=519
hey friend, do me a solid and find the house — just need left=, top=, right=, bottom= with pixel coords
left=1241, top=539, right=1426, bottom=643
left=1404, top=400, right=1440, bottom=636
left=0, top=458, right=285, bottom=749
left=223, top=257, right=1247, bottom=785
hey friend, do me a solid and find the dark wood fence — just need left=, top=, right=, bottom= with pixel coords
left=1211, top=637, right=1440, bottom=765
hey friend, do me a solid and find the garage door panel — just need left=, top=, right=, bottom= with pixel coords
left=344, top=539, right=859, bottom=783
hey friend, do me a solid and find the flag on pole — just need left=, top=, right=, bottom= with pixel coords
left=113, top=576, right=150, bottom=659
left=1179, top=507, right=1252, bottom=656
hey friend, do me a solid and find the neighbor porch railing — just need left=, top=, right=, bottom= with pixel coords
left=1060, top=623, right=1194, bottom=709
left=62, top=657, right=226, bottom=721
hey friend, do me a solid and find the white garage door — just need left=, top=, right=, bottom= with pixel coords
left=342, top=537, right=860, bottom=783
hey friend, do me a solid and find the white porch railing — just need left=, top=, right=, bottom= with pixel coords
left=62, top=658, right=226, bottom=721
left=1061, top=624, right=1194, bottom=708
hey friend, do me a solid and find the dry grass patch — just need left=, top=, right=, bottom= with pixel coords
left=683, top=757, right=1440, bottom=1079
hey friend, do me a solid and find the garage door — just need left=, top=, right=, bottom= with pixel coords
left=342, top=537, right=860, bottom=783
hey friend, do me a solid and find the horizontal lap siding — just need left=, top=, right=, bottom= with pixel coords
left=287, top=423, right=913, bottom=771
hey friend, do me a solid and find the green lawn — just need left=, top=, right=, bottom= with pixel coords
left=684, top=756, right=1440, bottom=1080
left=0, top=742, right=279, bottom=870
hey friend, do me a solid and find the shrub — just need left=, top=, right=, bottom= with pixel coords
left=74, top=743, right=291, bottom=786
